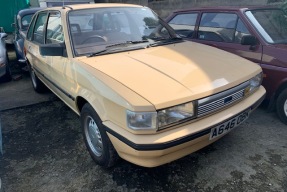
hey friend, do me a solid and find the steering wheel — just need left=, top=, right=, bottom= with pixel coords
left=81, top=35, right=107, bottom=44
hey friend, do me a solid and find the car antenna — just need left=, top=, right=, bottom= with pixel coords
left=62, top=5, right=73, bottom=10
left=62, top=0, right=73, bottom=10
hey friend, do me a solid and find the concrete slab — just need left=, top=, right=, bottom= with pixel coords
left=0, top=73, right=57, bottom=111
left=0, top=44, right=57, bottom=111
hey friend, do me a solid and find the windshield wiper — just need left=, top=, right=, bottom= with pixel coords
left=88, top=49, right=110, bottom=57
left=106, top=40, right=149, bottom=48
left=87, top=40, right=150, bottom=57
left=149, top=37, right=183, bottom=47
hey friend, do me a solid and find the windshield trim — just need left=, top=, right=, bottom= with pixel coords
left=244, top=8, right=286, bottom=44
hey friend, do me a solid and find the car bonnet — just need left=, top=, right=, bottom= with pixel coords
left=78, top=41, right=261, bottom=109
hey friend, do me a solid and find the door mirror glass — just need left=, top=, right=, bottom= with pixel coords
left=39, top=43, right=65, bottom=56
left=241, top=35, right=257, bottom=46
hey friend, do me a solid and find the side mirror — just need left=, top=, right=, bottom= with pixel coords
left=39, top=43, right=65, bottom=56
left=0, top=33, right=7, bottom=39
left=241, top=35, right=257, bottom=46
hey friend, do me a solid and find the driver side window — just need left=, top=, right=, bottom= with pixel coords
left=46, top=12, right=64, bottom=44
left=33, top=12, right=48, bottom=44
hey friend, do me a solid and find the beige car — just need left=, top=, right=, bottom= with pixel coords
left=24, top=4, right=266, bottom=167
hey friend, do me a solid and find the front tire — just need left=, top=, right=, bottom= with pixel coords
left=28, top=63, right=46, bottom=93
left=80, top=103, right=118, bottom=167
left=276, top=89, right=287, bottom=125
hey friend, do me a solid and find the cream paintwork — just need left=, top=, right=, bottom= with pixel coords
left=80, top=41, right=261, bottom=109
left=24, top=4, right=266, bottom=167
left=106, top=86, right=265, bottom=167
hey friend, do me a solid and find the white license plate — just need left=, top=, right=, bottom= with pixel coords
left=209, top=109, right=250, bottom=140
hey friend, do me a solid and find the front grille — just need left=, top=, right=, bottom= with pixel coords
left=197, top=81, right=249, bottom=117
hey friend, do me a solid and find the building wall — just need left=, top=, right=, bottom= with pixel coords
left=149, top=0, right=269, bottom=18
left=30, top=0, right=40, bottom=7
left=106, top=0, right=272, bottom=18
left=38, top=0, right=94, bottom=7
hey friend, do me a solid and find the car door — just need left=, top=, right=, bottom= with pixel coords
left=168, top=11, right=262, bottom=65
left=193, top=12, right=262, bottom=64
left=44, top=11, right=77, bottom=109
left=26, top=11, right=51, bottom=84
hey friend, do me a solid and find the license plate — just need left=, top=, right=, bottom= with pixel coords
left=209, top=109, right=250, bottom=140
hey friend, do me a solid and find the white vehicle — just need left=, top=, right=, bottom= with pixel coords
left=0, top=33, right=11, bottom=82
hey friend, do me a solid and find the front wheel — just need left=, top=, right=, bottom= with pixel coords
left=80, top=103, right=118, bottom=167
left=28, top=63, right=46, bottom=93
left=276, top=89, right=287, bottom=125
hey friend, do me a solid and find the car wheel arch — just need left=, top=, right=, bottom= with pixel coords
left=76, top=95, right=107, bottom=121
left=76, top=96, right=88, bottom=113
left=275, top=79, right=287, bottom=100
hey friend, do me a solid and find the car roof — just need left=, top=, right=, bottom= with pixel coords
left=172, top=5, right=280, bottom=13
left=43, top=3, right=143, bottom=11
left=17, top=7, right=44, bottom=16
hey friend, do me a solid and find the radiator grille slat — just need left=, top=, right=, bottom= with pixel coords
left=198, top=89, right=245, bottom=117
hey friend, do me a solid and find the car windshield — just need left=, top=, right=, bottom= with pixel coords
left=246, top=9, right=287, bottom=44
left=68, top=7, right=177, bottom=56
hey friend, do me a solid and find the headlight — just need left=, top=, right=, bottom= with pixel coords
left=158, top=102, right=195, bottom=129
left=126, top=111, right=157, bottom=130
left=127, top=102, right=195, bottom=130
left=245, top=72, right=263, bottom=95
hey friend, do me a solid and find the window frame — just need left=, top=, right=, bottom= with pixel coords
left=197, top=11, right=240, bottom=43
left=31, top=11, right=49, bottom=45
left=26, top=13, right=38, bottom=41
left=196, top=11, right=254, bottom=44
left=45, top=11, right=64, bottom=44
left=168, top=12, right=200, bottom=38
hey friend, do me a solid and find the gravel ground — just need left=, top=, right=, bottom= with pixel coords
left=0, top=100, right=286, bottom=192
left=0, top=40, right=286, bottom=192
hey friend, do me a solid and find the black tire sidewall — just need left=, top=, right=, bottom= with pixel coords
left=80, top=103, right=117, bottom=167
left=276, top=89, right=287, bottom=125
left=28, top=63, right=46, bottom=93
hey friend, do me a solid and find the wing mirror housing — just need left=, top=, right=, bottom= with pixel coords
left=39, top=43, right=66, bottom=56
left=241, top=35, right=257, bottom=46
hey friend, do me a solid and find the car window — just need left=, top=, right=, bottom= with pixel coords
left=33, top=12, right=48, bottom=44
left=168, top=13, right=198, bottom=38
left=21, top=14, right=34, bottom=30
left=46, top=12, right=64, bottom=44
left=27, top=14, right=37, bottom=40
left=234, top=18, right=251, bottom=43
left=246, top=9, right=287, bottom=44
left=68, top=7, right=174, bottom=56
left=198, top=13, right=238, bottom=42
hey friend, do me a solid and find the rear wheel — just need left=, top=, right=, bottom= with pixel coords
left=276, top=89, right=287, bottom=125
left=80, top=103, right=118, bottom=167
left=28, top=63, right=46, bottom=93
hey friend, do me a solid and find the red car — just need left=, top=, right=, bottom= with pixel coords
left=166, top=6, right=287, bottom=125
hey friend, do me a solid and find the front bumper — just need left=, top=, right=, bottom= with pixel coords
left=104, top=86, right=266, bottom=167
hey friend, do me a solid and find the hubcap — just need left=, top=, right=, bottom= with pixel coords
left=85, top=116, right=103, bottom=157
